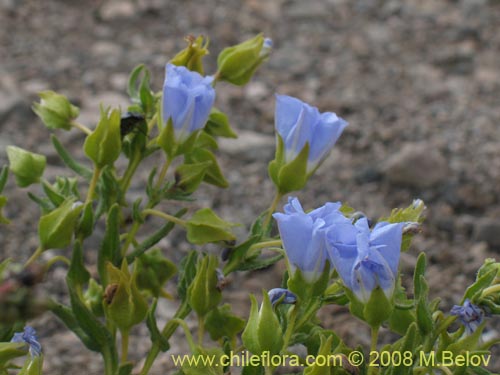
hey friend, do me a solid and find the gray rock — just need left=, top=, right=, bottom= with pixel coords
left=0, top=88, right=23, bottom=124
left=382, top=142, right=449, bottom=188
left=473, top=218, right=500, bottom=248
left=218, top=130, right=274, bottom=162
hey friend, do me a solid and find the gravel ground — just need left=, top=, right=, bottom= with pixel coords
left=1, top=0, right=500, bottom=373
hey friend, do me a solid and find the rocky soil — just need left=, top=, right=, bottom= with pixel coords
left=1, top=0, right=500, bottom=373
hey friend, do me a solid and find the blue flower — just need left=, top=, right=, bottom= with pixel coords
left=450, top=299, right=484, bottom=334
left=162, top=63, right=216, bottom=142
left=275, top=94, right=348, bottom=172
left=273, top=197, right=350, bottom=282
left=327, top=218, right=404, bottom=303
left=11, top=326, right=42, bottom=357
left=268, top=288, right=297, bottom=306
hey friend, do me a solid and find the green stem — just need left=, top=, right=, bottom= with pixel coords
left=25, top=246, right=44, bottom=267
left=121, top=221, right=141, bottom=257
left=120, top=151, right=142, bottom=193
left=139, top=303, right=192, bottom=375
left=154, top=156, right=173, bottom=191
left=43, top=255, right=71, bottom=271
left=121, top=330, right=130, bottom=363
left=262, top=192, right=282, bottom=230
left=368, top=326, right=380, bottom=375
left=102, top=345, right=116, bottom=375
left=142, top=208, right=187, bottom=227
left=264, top=365, right=274, bottom=375
left=71, top=120, right=92, bottom=135
left=172, top=318, right=196, bottom=352
left=147, top=113, right=157, bottom=133
left=481, top=284, right=500, bottom=298
left=86, top=167, right=102, bottom=204
left=249, top=240, right=283, bottom=252
left=282, top=305, right=298, bottom=351
left=198, top=315, right=205, bottom=345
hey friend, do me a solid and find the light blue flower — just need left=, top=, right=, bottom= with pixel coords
left=162, top=63, right=216, bottom=142
left=450, top=299, right=484, bottom=334
left=268, top=288, right=297, bottom=306
left=327, top=218, right=404, bottom=303
left=275, top=94, right=348, bottom=172
left=273, top=197, right=350, bottom=282
left=11, top=326, right=42, bottom=357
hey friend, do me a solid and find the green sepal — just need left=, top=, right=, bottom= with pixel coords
left=287, top=263, right=330, bottom=301
left=83, top=107, right=122, bottom=168
left=51, top=135, right=93, bottom=179
left=38, top=198, right=83, bottom=250
left=187, top=254, right=221, bottom=317
left=464, top=269, right=497, bottom=303
left=0, top=342, right=27, bottom=367
left=205, top=304, right=245, bottom=341
left=217, top=34, right=270, bottom=86
left=6, top=146, right=46, bottom=188
left=67, top=240, right=91, bottom=289
left=146, top=299, right=170, bottom=352
left=84, top=278, right=104, bottom=317
left=136, top=248, right=177, bottom=298
left=185, top=148, right=229, bottom=188
left=267, top=134, right=285, bottom=187
left=127, top=64, right=156, bottom=113
left=170, top=35, right=209, bottom=75
left=174, top=161, right=211, bottom=194
left=345, top=288, right=366, bottom=322
left=95, top=166, right=122, bottom=219
left=156, top=119, right=177, bottom=159
left=241, top=292, right=283, bottom=355
left=104, top=260, right=148, bottom=331
left=77, top=202, right=94, bottom=239
left=98, top=204, right=121, bottom=287
left=303, top=335, right=334, bottom=375
left=32, top=90, right=79, bottom=130
left=177, top=251, right=199, bottom=301
left=186, top=208, right=237, bottom=244
left=205, top=108, right=237, bottom=138
left=363, top=286, right=394, bottom=328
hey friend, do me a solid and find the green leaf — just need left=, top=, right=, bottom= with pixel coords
left=463, top=269, right=497, bottom=303
left=136, top=248, right=177, bottom=297
left=6, top=146, right=46, bottom=188
left=77, top=202, right=94, bottom=239
left=304, top=335, right=334, bottom=375
left=205, top=304, right=245, bottom=341
left=51, top=135, right=92, bottom=179
left=186, top=208, right=237, bottom=244
left=177, top=251, right=199, bottom=301
left=41, top=179, right=65, bottom=207
left=185, top=148, right=229, bottom=188
left=205, top=109, right=237, bottom=138
left=413, top=253, right=427, bottom=300
left=17, top=354, right=43, bottom=375
left=187, top=254, right=222, bottom=317
left=146, top=300, right=170, bottom=352
left=235, top=253, right=284, bottom=272
left=0, top=342, right=27, bottom=366
left=67, top=240, right=91, bottom=288
left=194, top=131, right=218, bottom=150
left=118, top=362, right=134, bottom=375
left=98, top=204, right=121, bottom=286
left=0, top=196, right=9, bottom=224
left=222, top=235, right=261, bottom=275
left=174, top=161, right=211, bottom=194
left=127, top=64, right=147, bottom=101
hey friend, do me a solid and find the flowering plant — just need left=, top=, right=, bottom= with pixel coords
left=0, top=33, right=499, bottom=375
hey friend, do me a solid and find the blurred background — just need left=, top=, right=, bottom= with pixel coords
left=1, top=0, right=500, bottom=373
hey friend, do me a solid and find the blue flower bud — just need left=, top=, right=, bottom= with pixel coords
left=450, top=299, right=484, bottom=334
left=268, top=288, right=297, bottom=306
left=161, top=63, right=216, bottom=144
left=11, top=326, right=42, bottom=357
left=275, top=94, right=348, bottom=173
left=327, top=218, right=404, bottom=303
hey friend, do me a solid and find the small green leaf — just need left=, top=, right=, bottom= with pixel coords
left=38, top=199, right=83, bottom=250
left=146, top=300, right=170, bottom=352
left=205, top=109, right=237, bottom=138
left=51, top=135, right=92, bottom=179
left=177, top=251, right=199, bottom=301
left=464, top=269, right=497, bottom=303
left=98, top=204, right=121, bottom=286
left=187, top=254, right=221, bottom=317
left=186, top=208, right=237, bottom=244
left=174, top=161, right=211, bottom=194
left=136, top=249, right=177, bottom=298
left=0, top=342, right=27, bottom=366
left=67, top=240, right=91, bottom=288
left=185, top=148, right=229, bottom=188
left=414, top=253, right=427, bottom=300
left=205, top=304, right=245, bottom=341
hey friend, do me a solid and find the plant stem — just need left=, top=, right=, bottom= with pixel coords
left=121, top=221, right=140, bottom=257
left=264, top=365, right=274, bottom=375
left=120, top=151, right=142, bottom=193
left=121, top=330, right=130, bottom=363
left=197, top=315, right=205, bottom=345
left=282, top=305, right=298, bottom=351
left=249, top=240, right=283, bottom=253
left=43, top=255, right=71, bottom=271
left=154, top=156, right=173, bottom=190
left=71, top=120, right=92, bottom=135
left=86, top=167, right=102, bottom=204
left=262, top=192, right=282, bottom=230
left=367, top=326, right=380, bottom=375
left=481, top=284, right=500, bottom=298
left=25, top=246, right=44, bottom=267
left=102, top=345, right=116, bottom=375
left=142, top=208, right=187, bottom=227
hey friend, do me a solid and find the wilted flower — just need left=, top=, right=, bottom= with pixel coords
left=327, top=218, right=404, bottom=303
left=162, top=63, right=215, bottom=143
left=451, top=299, right=484, bottom=334
left=11, top=326, right=42, bottom=357
left=273, top=197, right=350, bottom=282
left=275, top=94, right=348, bottom=173
left=268, top=288, right=297, bottom=306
